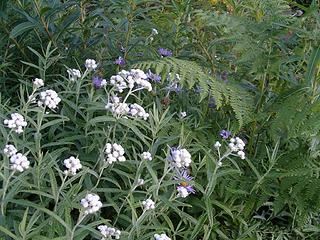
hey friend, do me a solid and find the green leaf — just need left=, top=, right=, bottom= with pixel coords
left=10, top=22, right=36, bottom=38
left=306, top=46, right=320, bottom=85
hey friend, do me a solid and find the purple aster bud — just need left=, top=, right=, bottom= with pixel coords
left=92, top=76, right=106, bottom=89
left=158, top=48, right=173, bottom=57
left=221, top=71, right=228, bottom=83
left=220, top=130, right=232, bottom=139
left=146, top=69, right=161, bottom=83
left=208, top=97, right=216, bottom=108
left=114, top=56, right=126, bottom=66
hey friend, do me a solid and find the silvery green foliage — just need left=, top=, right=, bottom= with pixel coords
left=1, top=0, right=319, bottom=239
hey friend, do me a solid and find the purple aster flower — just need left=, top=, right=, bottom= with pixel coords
left=146, top=69, right=161, bottom=83
left=166, top=83, right=182, bottom=93
left=158, top=48, right=172, bottom=57
left=92, top=76, right=106, bottom=89
left=220, top=130, right=232, bottom=139
left=194, top=85, right=203, bottom=94
left=114, top=56, right=126, bottom=66
left=174, top=170, right=196, bottom=194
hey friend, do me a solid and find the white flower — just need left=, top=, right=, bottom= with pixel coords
left=63, top=156, right=82, bottom=176
left=152, top=28, right=158, bottom=35
left=104, top=143, right=126, bottom=164
left=85, top=59, right=98, bottom=70
left=214, top=141, right=221, bottom=149
left=3, top=144, right=17, bottom=157
left=80, top=193, right=102, bottom=214
left=67, top=69, right=81, bottom=81
left=10, top=153, right=30, bottom=172
left=109, top=69, right=152, bottom=92
left=141, top=151, right=152, bottom=161
left=228, top=137, right=246, bottom=159
left=38, top=89, right=61, bottom=110
left=170, top=148, right=192, bottom=168
left=129, top=103, right=149, bottom=120
left=177, top=186, right=189, bottom=198
left=142, top=198, right=155, bottom=211
left=136, top=178, right=144, bottom=186
left=4, top=113, right=27, bottom=134
left=237, top=150, right=245, bottom=159
left=98, top=225, right=121, bottom=240
left=154, top=233, right=171, bottom=240
left=33, top=78, right=44, bottom=88
left=180, top=111, right=187, bottom=118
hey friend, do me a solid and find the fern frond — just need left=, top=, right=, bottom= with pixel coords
left=133, top=57, right=254, bottom=127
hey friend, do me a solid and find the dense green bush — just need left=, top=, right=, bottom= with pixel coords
left=0, top=0, right=320, bottom=239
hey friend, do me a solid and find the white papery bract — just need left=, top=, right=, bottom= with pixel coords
left=214, top=141, right=221, bottom=149
left=38, top=89, right=61, bottom=110
left=80, top=193, right=102, bottom=214
left=142, top=198, right=155, bottom=211
left=3, top=144, right=17, bottom=157
left=152, top=28, right=158, bottom=35
left=154, top=233, right=171, bottom=240
left=128, top=103, right=149, bottom=120
left=85, top=59, right=98, bottom=70
left=4, top=113, right=27, bottom=134
left=170, top=148, right=192, bottom=168
left=98, top=225, right=121, bottom=240
left=33, top=78, right=44, bottom=88
left=136, top=178, right=144, bottom=186
left=228, top=137, right=246, bottom=159
left=10, top=153, right=30, bottom=172
left=177, top=186, right=190, bottom=198
left=180, top=111, right=187, bottom=118
left=110, top=69, right=152, bottom=92
left=141, top=151, right=152, bottom=161
left=104, top=143, right=126, bottom=164
left=63, top=156, right=82, bottom=176
left=67, top=69, right=81, bottom=81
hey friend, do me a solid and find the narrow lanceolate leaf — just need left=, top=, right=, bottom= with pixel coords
left=306, top=46, right=320, bottom=85
left=10, top=22, right=36, bottom=38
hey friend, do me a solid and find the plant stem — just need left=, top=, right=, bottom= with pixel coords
left=1, top=171, right=15, bottom=216
left=53, top=174, right=68, bottom=212
left=69, top=213, right=86, bottom=240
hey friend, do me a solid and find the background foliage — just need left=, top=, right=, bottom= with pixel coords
left=0, top=0, right=320, bottom=239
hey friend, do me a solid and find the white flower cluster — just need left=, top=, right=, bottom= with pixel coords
left=170, top=148, right=192, bottom=168
left=10, top=153, right=30, bottom=172
left=110, top=69, right=152, bottom=92
left=38, top=89, right=61, bottom=110
left=67, top=69, right=81, bottom=81
left=128, top=103, right=149, bottom=120
left=105, top=96, right=149, bottom=120
left=105, top=96, right=129, bottom=116
left=142, top=198, right=155, bottom=211
left=85, top=59, right=98, bottom=70
left=154, top=233, right=171, bottom=240
left=3, top=144, right=17, bottom=157
left=33, top=78, right=44, bottom=88
left=141, top=151, right=152, bottom=161
left=4, top=113, right=27, bottom=134
left=177, top=186, right=189, bottom=198
left=104, top=143, right=126, bottom=164
left=228, top=137, right=246, bottom=159
left=80, top=193, right=102, bottom=214
left=98, top=225, right=121, bottom=240
left=152, top=28, right=158, bottom=35
left=64, top=156, right=82, bottom=176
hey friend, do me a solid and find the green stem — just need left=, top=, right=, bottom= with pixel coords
left=1, top=171, right=15, bottom=216
left=69, top=213, right=86, bottom=240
